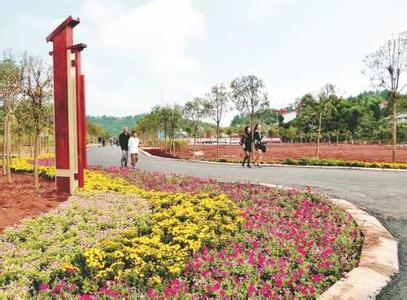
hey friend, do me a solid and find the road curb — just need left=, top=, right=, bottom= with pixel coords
left=139, top=149, right=407, bottom=173
left=259, top=183, right=399, bottom=300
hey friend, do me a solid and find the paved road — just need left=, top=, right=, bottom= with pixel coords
left=89, top=147, right=407, bottom=299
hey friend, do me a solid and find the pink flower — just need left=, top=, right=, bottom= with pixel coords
left=247, top=283, right=256, bottom=297
left=39, top=283, right=49, bottom=291
left=147, top=288, right=154, bottom=298
left=275, top=278, right=283, bottom=287
left=312, top=274, right=322, bottom=283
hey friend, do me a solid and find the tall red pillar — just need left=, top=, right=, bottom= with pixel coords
left=46, top=16, right=87, bottom=194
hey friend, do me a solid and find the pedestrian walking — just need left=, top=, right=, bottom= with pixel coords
left=128, top=130, right=140, bottom=168
left=119, top=127, right=130, bottom=167
left=240, top=125, right=252, bottom=168
left=253, top=123, right=266, bottom=167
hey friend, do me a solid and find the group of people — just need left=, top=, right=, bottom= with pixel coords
left=240, top=123, right=266, bottom=168
left=117, top=124, right=265, bottom=169
left=119, top=127, right=140, bottom=168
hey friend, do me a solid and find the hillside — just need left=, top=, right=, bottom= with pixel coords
left=87, top=115, right=144, bottom=136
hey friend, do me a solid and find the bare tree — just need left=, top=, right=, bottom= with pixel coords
left=21, top=54, right=53, bottom=190
left=364, top=31, right=407, bottom=162
left=205, top=84, right=229, bottom=160
left=0, top=51, right=22, bottom=183
left=183, top=98, right=207, bottom=159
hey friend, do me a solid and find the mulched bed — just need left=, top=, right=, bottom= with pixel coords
left=0, top=173, right=69, bottom=233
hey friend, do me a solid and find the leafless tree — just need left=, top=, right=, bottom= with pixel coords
left=21, top=54, right=53, bottom=190
left=364, top=31, right=407, bottom=162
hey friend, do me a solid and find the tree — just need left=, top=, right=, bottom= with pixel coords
left=230, top=75, right=269, bottom=133
left=21, top=54, right=53, bottom=190
left=296, top=84, right=338, bottom=158
left=0, top=52, right=22, bottom=183
left=183, top=98, right=207, bottom=159
left=364, top=31, right=407, bottom=161
left=156, top=106, right=172, bottom=152
left=205, top=84, right=229, bottom=159
left=87, top=122, right=108, bottom=143
left=134, top=110, right=160, bottom=145
left=168, top=105, right=182, bottom=156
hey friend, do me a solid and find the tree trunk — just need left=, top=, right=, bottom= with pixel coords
left=192, top=125, right=197, bottom=159
left=18, top=132, right=21, bottom=158
left=216, top=121, right=220, bottom=160
left=6, top=114, right=12, bottom=183
left=2, top=117, right=6, bottom=176
left=164, top=131, right=167, bottom=153
left=33, top=127, right=41, bottom=191
left=392, top=95, right=397, bottom=162
left=316, top=112, right=322, bottom=159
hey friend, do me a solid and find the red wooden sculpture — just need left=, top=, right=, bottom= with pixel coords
left=46, top=16, right=87, bottom=194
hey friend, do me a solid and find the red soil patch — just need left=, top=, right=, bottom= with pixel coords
left=150, top=143, right=407, bottom=163
left=0, top=173, right=68, bottom=233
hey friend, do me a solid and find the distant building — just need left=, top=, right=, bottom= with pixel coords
left=282, top=111, right=297, bottom=124
left=396, top=113, right=407, bottom=123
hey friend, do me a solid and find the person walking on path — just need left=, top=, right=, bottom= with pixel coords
left=253, top=123, right=265, bottom=167
left=241, top=125, right=252, bottom=168
left=128, top=130, right=140, bottom=168
left=119, top=127, right=130, bottom=167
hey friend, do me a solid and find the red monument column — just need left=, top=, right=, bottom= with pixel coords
left=46, top=16, right=87, bottom=194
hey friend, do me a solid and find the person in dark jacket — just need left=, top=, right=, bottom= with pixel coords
left=253, top=123, right=264, bottom=167
left=119, top=127, right=130, bottom=167
left=241, top=125, right=252, bottom=168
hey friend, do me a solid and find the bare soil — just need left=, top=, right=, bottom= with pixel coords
left=153, top=143, right=407, bottom=163
left=0, top=173, right=68, bottom=233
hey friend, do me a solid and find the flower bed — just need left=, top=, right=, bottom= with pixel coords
left=283, top=157, right=407, bottom=169
left=1, top=161, right=363, bottom=298
left=144, top=146, right=407, bottom=169
left=9, top=156, right=55, bottom=179
left=0, top=193, right=150, bottom=298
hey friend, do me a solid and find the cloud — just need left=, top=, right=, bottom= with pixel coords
left=82, top=0, right=206, bottom=78
left=245, top=0, right=295, bottom=22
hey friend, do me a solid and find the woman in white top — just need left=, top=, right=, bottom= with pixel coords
left=128, top=130, right=140, bottom=167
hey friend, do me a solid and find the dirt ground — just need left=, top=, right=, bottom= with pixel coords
left=166, top=143, right=407, bottom=163
left=0, top=173, right=68, bottom=233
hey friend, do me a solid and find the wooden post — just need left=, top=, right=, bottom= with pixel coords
left=46, top=16, right=87, bottom=194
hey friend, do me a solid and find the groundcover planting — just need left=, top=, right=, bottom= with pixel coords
left=0, top=164, right=363, bottom=299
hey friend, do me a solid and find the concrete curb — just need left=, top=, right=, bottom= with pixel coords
left=139, top=149, right=407, bottom=173
left=259, top=183, right=399, bottom=300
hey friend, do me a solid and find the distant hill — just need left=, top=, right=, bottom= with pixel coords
left=86, top=115, right=144, bottom=136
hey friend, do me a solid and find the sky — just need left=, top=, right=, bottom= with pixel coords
left=1, top=0, right=407, bottom=125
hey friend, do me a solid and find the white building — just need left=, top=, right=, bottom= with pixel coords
left=282, top=111, right=297, bottom=124
left=396, top=113, right=407, bottom=123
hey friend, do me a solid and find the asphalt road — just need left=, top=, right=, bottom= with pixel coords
left=88, top=146, right=407, bottom=299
